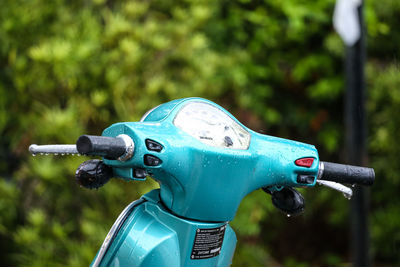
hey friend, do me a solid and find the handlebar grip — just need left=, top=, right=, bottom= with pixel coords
left=320, top=161, right=375, bottom=186
left=76, top=135, right=127, bottom=159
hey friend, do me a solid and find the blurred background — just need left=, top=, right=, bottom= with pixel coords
left=0, top=0, right=399, bottom=266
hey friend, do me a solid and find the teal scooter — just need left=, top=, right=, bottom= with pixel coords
left=29, top=98, right=375, bottom=266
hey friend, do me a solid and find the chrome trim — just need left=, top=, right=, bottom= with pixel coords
left=29, top=144, right=79, bottom=155
left=116, top=134, right=135, bottom=161
left=92, top=198, right=146, bottom=267
left=317, top=161, right=324, bottom=180
left=140, top=105, right=161, bottom=122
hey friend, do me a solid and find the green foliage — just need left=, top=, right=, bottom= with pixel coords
left=0, top=179, right=18, bottom=234
left=368, top=63, right=400, bottom=264
left=365, top=1, right=400, bottom=264
left=0, top=0, right=398, bottom=266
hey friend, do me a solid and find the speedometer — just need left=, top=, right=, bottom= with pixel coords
left=173, top=102, right=250, bottom=150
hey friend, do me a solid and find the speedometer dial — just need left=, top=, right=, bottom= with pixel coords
left=173, top=102, right=250, bottom=150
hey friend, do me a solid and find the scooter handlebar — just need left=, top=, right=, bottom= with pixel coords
left=76, top=135, right=134, bottom=161
left=319, top=161, right=375, bottom=186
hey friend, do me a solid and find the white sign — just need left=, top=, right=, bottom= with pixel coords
left=333, top=0, right=362, bottom=46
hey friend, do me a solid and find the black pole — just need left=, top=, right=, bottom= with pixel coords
left=344, top=1, right=370, bottom=267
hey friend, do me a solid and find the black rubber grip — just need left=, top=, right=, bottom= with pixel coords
left=76, top=135, right=126, bottom=159
left=320, top=161, right=375, bottom=186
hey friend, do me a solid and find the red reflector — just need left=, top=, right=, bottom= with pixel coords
left=295, top=158, right=314, bottom=168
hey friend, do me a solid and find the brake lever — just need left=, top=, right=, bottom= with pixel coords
left=316, top=179, right=353, bottom=199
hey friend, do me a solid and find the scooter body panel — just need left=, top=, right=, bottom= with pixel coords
left=101, top=98, right=319, bottom=222
left=92, top=189, right=237, bottom=267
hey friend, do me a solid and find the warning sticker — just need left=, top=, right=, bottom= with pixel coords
left=190, top=225, right=226, bottom=260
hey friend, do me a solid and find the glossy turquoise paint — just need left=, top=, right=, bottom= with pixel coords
left=102, top=97, right=319, bottom=222
left=92, top=189, right=237, bottom=267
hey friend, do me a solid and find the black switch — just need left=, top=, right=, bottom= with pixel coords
left=145, top=139, right=163, bottom=152
left=144, top=154, right=162, bottom=166
left=133, top=168, right=148, bottom=179
left=297, top=175, right=315, bottom=184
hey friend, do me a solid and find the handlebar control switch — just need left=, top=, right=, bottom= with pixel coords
left=133, top=168, right=148, bottom=179
left=75, top=159, right=113, bottom=189
left=145, top=139, right=163, bottom=152
left=295, top=157, right=314, bottom=168
left=297, top=174, right=315, bottom=185
left=144, top=155, right=162, bottom=166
